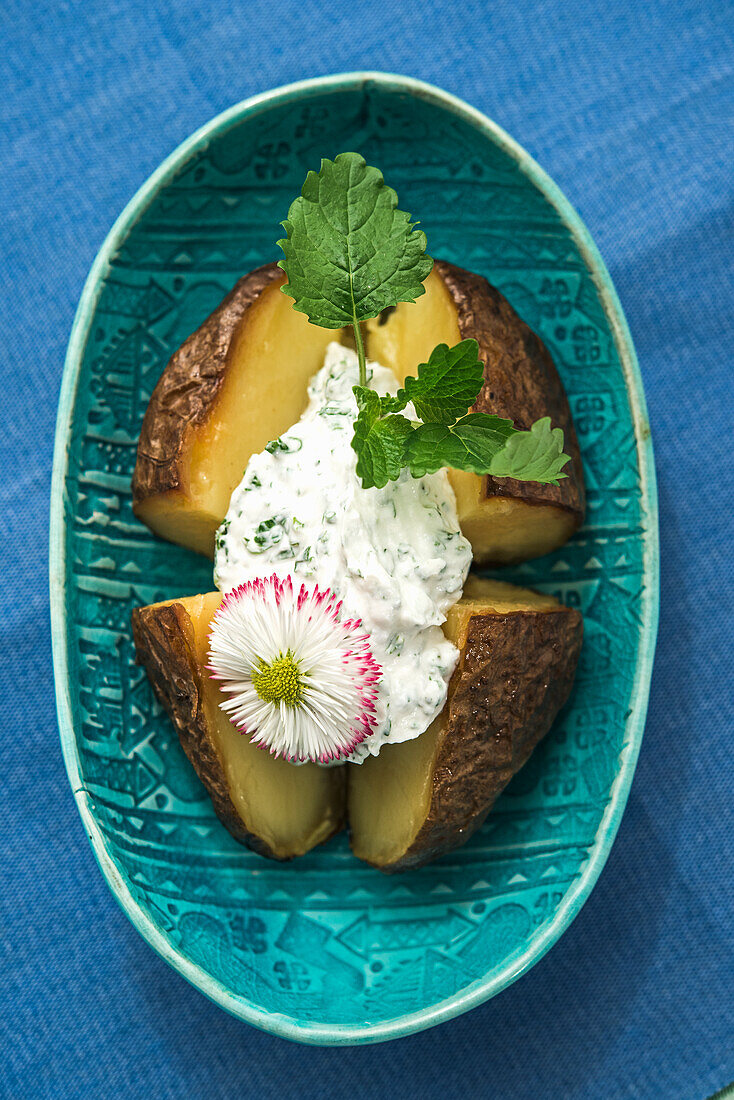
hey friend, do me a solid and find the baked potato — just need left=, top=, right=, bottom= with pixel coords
left=132, top=264, right=341, bottom=556
left=131, top=592, right=346, bottom=860
left=133, top=261, right=584, bottom=565
left=132, top=579, right=581, bottom=870
left=366, top=263, right=585, bottom=563
left=131, top=252, right=584, bottom=870
left=348, top=577, right=583, bottom=871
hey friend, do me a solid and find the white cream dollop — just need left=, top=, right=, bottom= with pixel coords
left=214, top=343, right=472, bottom=763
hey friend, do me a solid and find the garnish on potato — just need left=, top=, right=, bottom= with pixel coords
left=278, top=153, right=576, bottom=503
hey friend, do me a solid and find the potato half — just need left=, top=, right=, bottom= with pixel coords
left=132, top=579, right=581, bottom=868
left=366, top=262, right=585, bottom=563
left=348, top=578, right=583, bottom=872
left=132, top=264, right=340, bottom=556
left=131, top=592, right=346, bottom=860
left=133, top=261, right=583, bottom=566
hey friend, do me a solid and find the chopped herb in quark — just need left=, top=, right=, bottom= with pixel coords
left=265, top=436, right=303, bottom=455
left=294, top=547, right=315, bottom=573
left=245, top=515, right=288, bottom=554
left=214, top=518, right=231, bottom=554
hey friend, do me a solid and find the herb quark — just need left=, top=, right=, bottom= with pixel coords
left=214, top=345, right=473, bottom=763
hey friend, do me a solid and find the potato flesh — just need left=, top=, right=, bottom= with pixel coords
left=139, top=284, right=339, bottom=557
left=366, top=271, right=574, bottom=564
left=456, top=574, right=560, bottom=615
left=134, top=496, right=220, bottom=560
left=348, top=579, right=561, bottom=867
left=348, top=717, right=442, bottom=868
left=366, top=269, right=462, bottom=376
left=175, top=592, right=344, bottom=858
left=450, top=475, right=578, bottom=565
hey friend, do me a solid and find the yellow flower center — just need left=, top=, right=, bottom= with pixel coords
left=251, top=650, right=303, bottom=707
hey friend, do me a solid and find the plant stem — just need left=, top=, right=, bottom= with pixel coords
left=353, top=321, right=367, bottom=387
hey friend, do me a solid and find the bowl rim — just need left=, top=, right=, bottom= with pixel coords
left=50, top=70, right=660, bottom=1045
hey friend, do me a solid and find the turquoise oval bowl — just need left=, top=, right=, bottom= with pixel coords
left=50, top=72, right=659, bottom=1044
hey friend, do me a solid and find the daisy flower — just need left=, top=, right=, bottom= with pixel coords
left=207, top=574, right=381, bottom=763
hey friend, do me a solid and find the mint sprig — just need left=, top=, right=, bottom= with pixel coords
left=404, top=414, right=569, bottom=482
left=278, top=153, right=572, bottom=491
left=354, top=341, right=570, bottom=489
left=278, top=152, right=432, bottom=386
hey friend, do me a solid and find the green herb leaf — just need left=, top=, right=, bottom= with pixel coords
left=488, top=417, right=571, bottom=483
left=392, top=340, right=484, bottom=423
left=352, top=386, right=413, bottom=489
left=277, top=152, right=432, bottom=330
left=404, top=414, right=517, bottom=477
left=404, top=414, right=569, bottom=483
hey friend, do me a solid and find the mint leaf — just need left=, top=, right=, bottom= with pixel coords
left=488, top=417, right=571, bottom=483
left=405, top=414, right=569, bottom=483
left=277, top=152, right=433, bottom=330
left=404, top=414, right=517, bottom=477
left=352, top=386, right=413, bottom=489
left=394, top=340, right=484, bottom=423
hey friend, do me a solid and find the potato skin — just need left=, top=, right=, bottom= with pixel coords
left=382, top=607, right=583, bottom=872
left=436, top=259, right=585, bottom=525
left=132, top=263, right=282, bottom=507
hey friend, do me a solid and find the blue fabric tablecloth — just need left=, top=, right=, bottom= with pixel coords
left=2, top=1, right=732, bottom=1097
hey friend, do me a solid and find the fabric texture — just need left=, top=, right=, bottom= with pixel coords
left=1, top=0, right=732, bottom=1097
